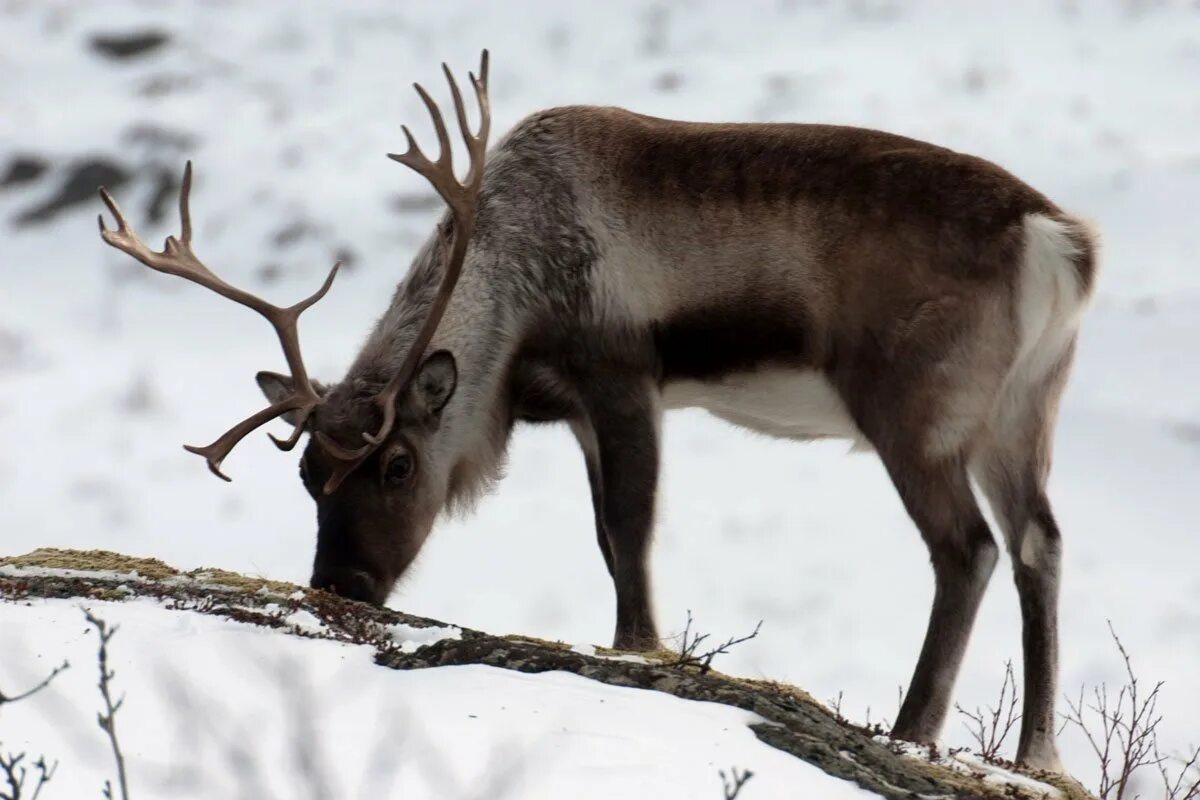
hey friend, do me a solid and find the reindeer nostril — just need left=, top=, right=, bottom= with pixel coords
left=310, top=568, right=378, bottom=604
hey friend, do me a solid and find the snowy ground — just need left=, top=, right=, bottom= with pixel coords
left=1, top=598, right=875, bottom=799
left=2, top=0, right=1199, bottom=795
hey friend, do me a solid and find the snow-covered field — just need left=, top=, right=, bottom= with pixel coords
left=3, top=598, right=875, bottom=799
left=2, top=0, right=1199, bottom=795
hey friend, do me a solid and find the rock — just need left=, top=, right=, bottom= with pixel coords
left=388, top=192, right=443, bottom=213
left=144, top=164, right=181, bottom=224
left=272, top=219, right=317, bottom=247
left=121, top=124, right=198, bottom=152
left=89, top=30, right=171, bottom=61
left=13, top=158, right=131, bottom=227
left=0, top=155, right=49, bottom=190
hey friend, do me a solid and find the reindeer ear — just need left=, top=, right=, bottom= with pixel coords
left=413, top=350, right=457, bottom=417
left=255, top=371, right=327, bottom=426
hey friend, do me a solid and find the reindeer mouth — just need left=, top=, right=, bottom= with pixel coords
left=310, top=567, right=385, bottom=605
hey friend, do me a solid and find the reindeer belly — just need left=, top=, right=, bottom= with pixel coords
left=662, top=369, right=866, bottom=444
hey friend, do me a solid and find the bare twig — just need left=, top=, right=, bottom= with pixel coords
left=1059, top=621, right=1166, bottom=799
left=1157, top=742, right=1200, bottom=800
left=879, top=684, right=905, bottom=733
left=720, top=766, right=754, bottom=799
left=0, top=753, right=55, bottom=800
left=672, top=611, right=763, bottom=676
left=955, top=659, right=1021, bottom=763
left=84, top=609, right=130, bottom=800
left=0, top=751, right=25, bottom=800
left=0, top=660, right=68, bottom=800
left=27, top=758, right=54, bottom=800
left=0, top=662, right=70, bottom=711
left=828, top=690, right=845, bottom=722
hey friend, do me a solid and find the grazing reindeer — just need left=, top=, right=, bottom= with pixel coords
left=98, top=52, right=1095, bottom=771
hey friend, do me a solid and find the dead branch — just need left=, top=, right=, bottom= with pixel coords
left=0, top=753, right=56, bottom=800
left=0, top=751, right=24, bottom=800
left=720, top=766, right=754, bottom=799
left=84, top=609, right=130, bottom=800
left=1059, top=621, right=1166, bottom=799
left=0, top=662, right=69, bottom=711
left=28, top=758, right=53, bottom=800
left=672, top=610, right=763, bottom=676
left=1157, top=742, right=1200, bottom=800
left=0, top=659, right=68, bottom=800
left=828, top=690, right=845, bottom=722
left=955, top=659, right=1021, bottom=763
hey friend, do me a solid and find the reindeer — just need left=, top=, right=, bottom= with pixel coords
left=98, top=52, right=1095, bottom=771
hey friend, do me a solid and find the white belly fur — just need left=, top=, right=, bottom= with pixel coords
left=663, top=369, right=867, bottom=445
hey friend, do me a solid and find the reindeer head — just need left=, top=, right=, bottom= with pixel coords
left=253, top=347, right=458, bottom=603
left=97, top=52, right=490, bottom=606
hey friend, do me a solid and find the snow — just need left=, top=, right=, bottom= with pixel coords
left=0, top=599, right=872, bottom=799
left=2, top=0, right=1199, bottom=794
left=569, top=643, right=652, bottom=664
left=0, top=565, right=147, bottom=583
left=387, top=621, right=462, bottom=652
left=879, top=738, right=1062, bottom=799
left=282, top=607, right=326, bottom=635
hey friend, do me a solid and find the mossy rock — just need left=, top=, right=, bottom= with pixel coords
left=0, top=547, right=179, bottom=580
left=183, top=567, right=297, bottom=596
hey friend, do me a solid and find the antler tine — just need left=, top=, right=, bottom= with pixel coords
left=441, top=51, right=491, bottom=187
left=412, top=82, right=453, bottom=171
left=98, top=162, right=341, bottom=480
left=390, top=128, right=459, bottom=212
left=178, top=159, right=194, bottom=245
left=289, top=260, right=341, bottom=314
left=393, top=125, right=427, bottom=167
left=183, top=398, right=308, bottom=481
left=443, top=66, right=471, bottom=151
left=315, top=430, right=375, bottom=495
left=472, top=50, right=491, bottom=146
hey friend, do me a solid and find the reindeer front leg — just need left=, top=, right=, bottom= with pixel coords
left=579, top=376, right=662, bottom=651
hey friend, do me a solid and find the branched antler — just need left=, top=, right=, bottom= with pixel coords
left=98, top=162, right=340, bottom=480
left=98, top=51, right=491, bottom=491
left=318, top=50, right=491, bottom=494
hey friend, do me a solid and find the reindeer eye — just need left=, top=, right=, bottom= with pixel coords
left=384, top=453, right=413, bottom=486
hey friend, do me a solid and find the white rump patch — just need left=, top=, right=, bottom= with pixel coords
left=663, top=369, right=866, bottom=446
left=983, top=213, right=1094, bottom=447
left=1013, top=214, right=1090, bottom=382
left=925, top=213, right=1094, bottom=459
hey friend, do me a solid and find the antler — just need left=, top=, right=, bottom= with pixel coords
left=98, top=161, right=340, bottom=480
left=317, top=50, right=491, bottom=495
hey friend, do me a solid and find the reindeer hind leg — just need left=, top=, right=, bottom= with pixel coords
left=883, top=448, right=1001, bottom=745
left=970, top=350, right=1075, bottom=773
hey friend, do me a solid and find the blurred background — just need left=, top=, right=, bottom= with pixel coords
left=2, top=0, right=1198, bottom=788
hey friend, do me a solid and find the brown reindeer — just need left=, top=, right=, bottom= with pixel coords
left=98, top=52, right=1095, bottom=771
